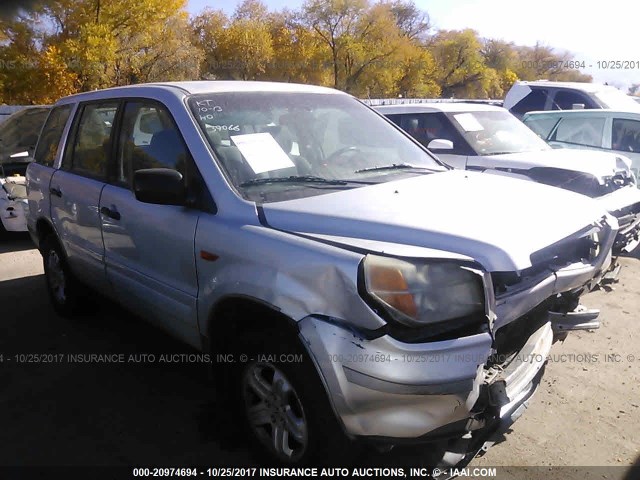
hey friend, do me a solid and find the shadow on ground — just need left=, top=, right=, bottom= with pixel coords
left=0, top=273, right=446, bottom=467
left=0, top=232, right=33, bottom=254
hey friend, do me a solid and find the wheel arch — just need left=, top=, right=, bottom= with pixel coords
left=204, top=294, right=300, bottom=356
left=35, top=217, right=58, bottom=251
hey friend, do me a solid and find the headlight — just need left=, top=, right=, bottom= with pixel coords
left=362, top=254, right=485, bottom=328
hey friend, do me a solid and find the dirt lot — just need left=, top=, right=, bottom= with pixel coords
left=0, top=233, right=638, bottom=478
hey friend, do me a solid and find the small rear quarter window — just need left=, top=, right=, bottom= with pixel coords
left=34, top=105, right=73, bottom=168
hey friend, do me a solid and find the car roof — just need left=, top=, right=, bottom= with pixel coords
left=523, top=109, right=640, bottom=118
left=513, top=80, right=618, bottom=93
left=54, top=81, right=344, bottom=105
left=374, top=103, right=506, bottom=114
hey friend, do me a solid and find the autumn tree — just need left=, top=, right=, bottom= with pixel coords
left=0, top=0, right=597, bottom=103
left=430, top=29, right=500, bottom=98
left=192, top=0, right=274, bottom=80
left=514, top=42, right=592, bottom=82
left=302, top=0, right=436, bottom=96
left=264, top=10, right=331, bottom=85
left=387, top=0, right=431, bottom=41
left=302, top=0, right=368, bottom=90
left=191, top=8, right=229, bottom=79
left=1, top=0, right=201, bottom=103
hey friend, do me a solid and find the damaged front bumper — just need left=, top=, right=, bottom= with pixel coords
left=596, top=185, right=640, bottom=255
left=299, top=315, right=552, bottom=443
left=298, top=219, right=615, bottom=459
left=1, top=198, right=28, bottom=232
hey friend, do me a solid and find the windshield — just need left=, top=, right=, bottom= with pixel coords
left=0, top=107, right=50, bottom=162
left=0, top=161, right=29, bottom=177
left=446, top=110, right=551, bottom=155
left=593, top=89, right=640, bottom=110
left=188, top=92, right=446, bottom=202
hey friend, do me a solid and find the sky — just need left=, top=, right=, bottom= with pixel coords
left=187, top=0, right=640, bottom=91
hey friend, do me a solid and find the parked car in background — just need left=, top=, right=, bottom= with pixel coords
left=503, top=81, right=640, bottom=119
left=0, top=106, right=50, bottom=235
left=27, top=81, right=616, bottom=467
left=522, top=109, right=640, bottom=185
left=376, top=103, right=640, bottom=255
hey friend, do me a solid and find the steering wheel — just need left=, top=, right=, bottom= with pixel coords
left=324, top=146, right=362, bottom=164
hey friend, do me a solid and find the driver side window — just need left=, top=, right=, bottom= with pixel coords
left=116, top=101, right=188, bottom=186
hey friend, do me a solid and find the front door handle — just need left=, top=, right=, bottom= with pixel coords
left=50, top=187, right=62, bottom=198
left=100, top=206, right=121, bottom=221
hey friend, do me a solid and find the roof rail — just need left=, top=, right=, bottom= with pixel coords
left=362, top=98, right=504, bottom=107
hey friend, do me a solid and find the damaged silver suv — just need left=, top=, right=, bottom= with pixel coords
left=27, top=81, right=617, bottom=467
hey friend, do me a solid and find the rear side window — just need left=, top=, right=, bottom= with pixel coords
left=0, top=108, right=50, bottom=161
left=612, top=118, right=640, bottom=153
left=552, top=90, right=597, bottom=110
left=68, top=102, right=118, bottom=178
left=510, top=89, right=549, bottom=117
left=387, top=112, right=473, bottom=155
left=553, top=116, right=606, bottom=147
left=34, top=105, right=72, bottom=168
left=523, top=116, right=560, bottom=139
left=116, top=101, right=188, bottom=185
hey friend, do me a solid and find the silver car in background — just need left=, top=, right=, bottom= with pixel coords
left=376, top=103, right=640, bottom=256
left=522, top=108, right=640, bottom=185
left=0, top=106, right=50, bottom=236
left=27, top=82, right=616, bottom=467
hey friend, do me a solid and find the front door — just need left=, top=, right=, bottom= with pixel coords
left=100, top=100, right=201, bottom=347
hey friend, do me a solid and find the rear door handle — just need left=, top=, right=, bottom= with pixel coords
left=50, top=187, right=62, bottom=198
left=100, top=206, right=121, bottom=221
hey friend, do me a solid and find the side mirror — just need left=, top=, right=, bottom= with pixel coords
left=133, top=168, right=186, bottom=206
left=571, top=103, right=585, bottom=110
left=427, top=138, right=454, bottom=150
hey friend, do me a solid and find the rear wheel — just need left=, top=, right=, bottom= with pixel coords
left=41, top=235, right=87, bottom=316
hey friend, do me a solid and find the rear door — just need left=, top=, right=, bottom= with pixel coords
left=49, top=101, right=119, bottom=292
left=548, top=115, right=607, bottom=149
left=26, top=105, right=74, bottom=243
left=100, top=100, right=204, bottom=347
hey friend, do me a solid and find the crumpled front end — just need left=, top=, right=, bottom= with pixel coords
left=1, top=181, right=28, bottom=232
left=529, top=159, right=640, bottom=256
left=298, top=215, right=616, bottom=465
left=595, top=184, right=640, bottom=255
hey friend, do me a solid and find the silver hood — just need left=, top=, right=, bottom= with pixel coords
left=480, top=149, right=632, bottom=183
left=261, top=170, right=611, bottom=272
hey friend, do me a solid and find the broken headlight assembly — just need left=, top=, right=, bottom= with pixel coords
left=360, top=254, right=485, bottom=329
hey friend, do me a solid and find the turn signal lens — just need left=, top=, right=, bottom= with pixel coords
left=367, top=264, right=418, bottom=319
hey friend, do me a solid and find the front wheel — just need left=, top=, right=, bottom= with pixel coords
left=242, top=360, right=309, bottom=462
left=235, top=328, right=354, bottom=465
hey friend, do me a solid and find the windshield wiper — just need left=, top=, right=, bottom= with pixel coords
left=354, top=163, right=437, bottom=174
left=240, top=175, right=371, bottom=187
left=484, top=151, right=517, bottom=156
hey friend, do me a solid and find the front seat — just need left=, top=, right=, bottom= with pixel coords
left=146, top=128, right=186, bottom=171
left=207, top=130, right=255, bottom=185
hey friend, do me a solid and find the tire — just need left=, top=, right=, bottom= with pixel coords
left=41, top=235, right=87, bottom=317
left=232, top=326, right=355, bottom=466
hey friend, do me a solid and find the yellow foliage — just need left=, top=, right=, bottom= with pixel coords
left=0, top=0, right=594, bottom=103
